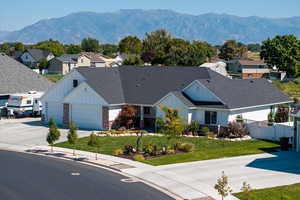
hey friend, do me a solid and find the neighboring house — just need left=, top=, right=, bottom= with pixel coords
left=242, top=68, right=270, bottom=79
left=81, top=52, right=118, bottom=67
left=227, top=59, right=267, bottom=73
left=41, top=66, right=292, bottom=131
left=20, top=49, right=54, bottom=69
left=200, top=62, right=230, bottom=77
left=0, top=53, right=53, bottom=106
left=11, top=50, right=23, bottom=62
left=48, top=54, right=90, bottom=75
left=269, top=70, right=287, bottom=81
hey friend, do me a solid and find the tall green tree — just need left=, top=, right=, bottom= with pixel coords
left=65, top=44, right=82, bottom=54
left=67, top=121, right=78, bottom=156
left=119, top=36, right=142, bottom=55
left=247, top=43, right=261, bottom=52
left=46, top=118, right=61, bottom=152
left=142, top=29, right=172, bottom=64
left=99, top=44, right=119, bottom=57
left=81, top=37, right=99, bottom=52
left=261, top=35, right=300, bottom=75
left=219, top=40, right=248, bottom=60
left=34, top=39, right=65, bottom=56
left=123, top=56, right=144, bottom=66
left=14, top=42, right=25, bottom=51
left=38, top=57, right=49, bottom=73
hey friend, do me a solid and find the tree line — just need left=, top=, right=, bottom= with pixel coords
left=1, top=30, right=300, bottom=76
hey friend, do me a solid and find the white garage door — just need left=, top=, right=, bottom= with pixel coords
left=71, top=104, right=102, bottom=130
left=47, top=102, right=63, bottom=125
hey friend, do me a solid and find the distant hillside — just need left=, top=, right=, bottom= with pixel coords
left=0, top=31, right=10, bottom=39
left=1, top=9, right=300, bottom=44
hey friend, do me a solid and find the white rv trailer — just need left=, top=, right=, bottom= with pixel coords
left=7, top=91, right=44, bottom=116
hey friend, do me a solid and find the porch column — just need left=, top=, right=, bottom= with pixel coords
left=140, top=106, right=144, bottom=129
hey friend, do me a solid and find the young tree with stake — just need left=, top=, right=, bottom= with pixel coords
left=67, top=121, right=78, bottom=156
left=87, top=132, right=100, bottom=160
left=47, top=118, right=61, bottom=152
left=214, top=171, right=233, bottom=200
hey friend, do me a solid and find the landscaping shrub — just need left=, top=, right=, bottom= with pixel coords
left=220, top=122, right=249, bottom=138
left=179, top=143, right=195, bottom=152
left=124, top=144, right=136, bottom=155
left=143, top=144, right=154, bottom=155
left=274, top=106, right=289, bottom=123
left=200, top=127, right=210, bottom=136
left=184, top=121, right=201, bottom=135
left=133, top=154, right=145, bottom=162
left=173, top=142, right=184, bottom=151
left=113, top=148, right=124, bottom=156
left=87, top=133, right=99, bottom=147
left=167, top=149, right=175, bottom=154
left=207, top=132, right=216, bottom=138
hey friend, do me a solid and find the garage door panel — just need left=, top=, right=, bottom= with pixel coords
left=71, top=104, right=102, bottom=130
left=47, top=102, right=63, bottom=125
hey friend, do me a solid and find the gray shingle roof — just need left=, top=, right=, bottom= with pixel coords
left=27, top=49, right=52, bottom=61
left=76, top=66, right=292, bottom=109
left=56, top=54, right=81, bottom=63
left=0, top=54, right=54, bottom=95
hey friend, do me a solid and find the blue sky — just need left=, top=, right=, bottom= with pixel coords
left=1, top=0, right=299, bottom=31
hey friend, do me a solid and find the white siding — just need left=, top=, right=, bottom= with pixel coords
left=183, top=81, right=221, bottom=102
left=63, top=82, right=108, bottom=106
left=193, top=109, right=229, bottom=126
left=70, top=104, right=102, bottom=130
left=228, top=106, right=271, bottom=122
left=156, top=94, right=189, bottom=123
left=41, top=70, right=85, bottom=103
left=46, top=102, right=63, bottom=125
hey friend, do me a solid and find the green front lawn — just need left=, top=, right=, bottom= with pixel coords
left=234, top=183, right=300, bottom=200
left=43, top=74, right=64, bottom=83
left=273, top=78, right=300, bottom=99
left=54, top=136, right=279, bottom=166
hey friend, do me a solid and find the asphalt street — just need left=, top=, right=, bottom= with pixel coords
left=0, top=150, right=174, bottom=200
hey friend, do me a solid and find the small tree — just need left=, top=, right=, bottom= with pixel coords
left=240, top=182, right=252, bottom=200
left=67, top=121, right=78, bottom=156
left=38, top=57, right=49, bottom=73
left=87, top=132, right=100, bottom=160
left=214, top=171, right=232, bottom=200
left=47, top=118, right=61, bottom=152
left=115, top=105, right=137, bottom=129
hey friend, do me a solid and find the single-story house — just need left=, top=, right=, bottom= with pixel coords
left=20, top=49, right=54, bottom=69
left=48, top=54, right=90, bottom=75
left=0, top=53, right=53, bottom=106
left=242, top=68, right=270, bottom=79
left=81, top=52, right=118, bottom=67
left=227, top=59, right=268, bottom=73
left=41, top=66, right=292, bottom=130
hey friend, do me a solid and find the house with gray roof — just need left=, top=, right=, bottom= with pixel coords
left=48, top=54, right=90, bottom=75
left=0, top=53, right=53, bottom=106
left=20, top=49, right=54, bottom=69
left=41, top=66, right=292, bottom=130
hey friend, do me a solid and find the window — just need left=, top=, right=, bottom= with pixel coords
left=73, top=80, right=78, bottom=88
left=81, top=59, right=84, bottom=63
left=26, top=100, right=32, bottom=105
left=144, top=107, right=151, bottom=115
left=205, top=111, right=217, bottom=125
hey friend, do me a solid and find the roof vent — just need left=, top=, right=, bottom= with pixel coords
left=250, top=80, right=254, bottom=83
left=206, top=79, right=210, bottom=83
left=136, top=84, right=141, bottom=87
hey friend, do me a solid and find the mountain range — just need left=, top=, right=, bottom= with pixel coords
left=1, top=9, right=300, bottom=44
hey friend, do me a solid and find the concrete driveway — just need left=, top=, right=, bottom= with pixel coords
left=0, top=118, right=91, bottom=146
left=124, top=151, right=300, bottom=200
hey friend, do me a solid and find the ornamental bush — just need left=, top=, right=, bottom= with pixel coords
left=133, top=154, right=145, bottom=162
left=113, top=148, right=124, bottom=156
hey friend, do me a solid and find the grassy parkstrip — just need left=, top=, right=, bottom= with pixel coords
left=43, top=74, right=64, bottom=83
left=234, top=183, right=300, bottom=200
left=54, top=136, right=279, bottom=166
